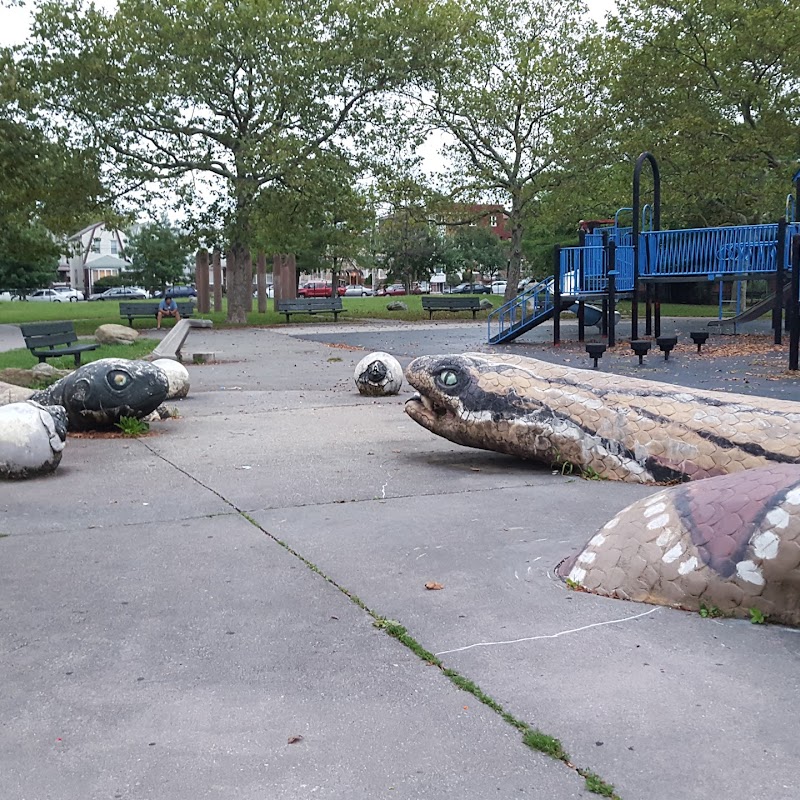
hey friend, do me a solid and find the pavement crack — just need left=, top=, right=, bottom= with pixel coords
left=138, top=439, right=623, bottom=798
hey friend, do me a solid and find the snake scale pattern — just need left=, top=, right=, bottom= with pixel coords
left=404, top=352, right=800, bottom=624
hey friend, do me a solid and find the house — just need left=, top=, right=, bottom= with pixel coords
left=65, top=222, right=131, bottom=294
left=441, top=204, right=511, bottom=241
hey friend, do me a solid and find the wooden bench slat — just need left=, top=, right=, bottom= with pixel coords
left=275, top=298, right=346, bottom=322
left=421, top=296, right=488, bottom=319
left=119, top=301, right=195, bottom=326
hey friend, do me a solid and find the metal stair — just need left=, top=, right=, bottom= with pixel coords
left=487, top=278, right=575, bottom=344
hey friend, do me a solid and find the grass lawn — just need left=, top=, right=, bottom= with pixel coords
left=1, top=295, right=736, bottom=333
left=0, top=339, right=159, bottom=372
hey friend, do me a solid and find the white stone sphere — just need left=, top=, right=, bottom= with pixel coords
left=153, top=358, right=190, bottom=399
left=354, top=351, right=403, bottom=396
left=0, top=401, right=67, bottom=479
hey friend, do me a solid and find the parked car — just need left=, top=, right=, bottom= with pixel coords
left=53, top=286, right=85, bottom=301
left=153, top=285, right=196, bottom=298
left=27, top=288, right=83, bottom=302
left=297, top=281, right=345, bottom=298
left=252, top=284, right=275, bottom=298
left=491, top=281, right=508, bottom=295
left=451, top=282, right=491, bottom=294
left=343, top=285, right=373, bottom=297
left=376, top=284, right=407, bottom=296
left=89, top=286, right=149, bottom=301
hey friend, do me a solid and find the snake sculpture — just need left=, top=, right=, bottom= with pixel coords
left=404, top=352, right=800, bottom=624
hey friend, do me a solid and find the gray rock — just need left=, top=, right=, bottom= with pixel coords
left=31, top=363, right=63, bottom=379
left=95, top=324, right=139, bottom=345
left=0, top=401, right=67, bottom=479
left=386, top=301, right=408, bottom=311
left=479, top=299, right=494, bottom=310
left=0, top=380, right=35, bottom=405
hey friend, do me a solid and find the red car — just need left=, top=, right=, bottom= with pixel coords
left=377, top=284, right=407, bottom=296
left=297, top=281, right=346, bottom=298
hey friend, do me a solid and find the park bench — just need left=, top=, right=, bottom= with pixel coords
left=275, top=297, right=347, bottom=322
left=119, top=301, right=195, bottom=327
left=422, top=295, right=487, bottom=320
left=19, top=321, right=99, bottom=367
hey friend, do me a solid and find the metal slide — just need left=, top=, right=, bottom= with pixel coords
left=706, top=282, right=791, bottom=334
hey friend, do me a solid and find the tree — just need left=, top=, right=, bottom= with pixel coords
left=446, top=226, right=507, bottom=281
left=605, top=0, right=800, bottom=227
left=415, top=0, right=601, bottom=300
left=0, top=46, right=107, bottom=293
left=377, top=211, right=449, bottom=287
left=126, top=222, right=192, bottom=296
left=251, top=150, right=373, bottom=288
left=23, top=0, right=457, bottom=322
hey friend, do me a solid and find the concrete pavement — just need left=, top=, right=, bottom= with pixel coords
left=1, top=319, right=799, bottom=799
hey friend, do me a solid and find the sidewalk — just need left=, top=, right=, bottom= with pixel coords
left=1, top=321, right=799, bottom=800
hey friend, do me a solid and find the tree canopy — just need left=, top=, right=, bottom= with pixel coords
left=126, top=222, right=192, bottom=296
left=0, top=45, right=107, bottom=293
left=415, top=0, right=601, bottom=299
left=22, top=0, right=456, bottom=320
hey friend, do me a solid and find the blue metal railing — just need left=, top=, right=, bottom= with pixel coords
left=640, top=223, right=782, bottom=278
left=487, top=222, right=800, bottom=345
left=557, top=244, right=635, bottom=295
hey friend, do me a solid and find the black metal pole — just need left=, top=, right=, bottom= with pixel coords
left=578, top=300, right=585, bottom=342
left=790, top=235, right=800, bottom=371
left=553, top=245, right=561, bottom=346
left=774, top=218, right=787, bottom=345
left=608, top=241, right=617, bottom=348
left=632, top=152, right=661, bottom=342
left=645, top=282, right=652, bottom=336
left=654, top=283, right=661, bottom=338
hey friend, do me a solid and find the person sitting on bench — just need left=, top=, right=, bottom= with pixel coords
left=157, top=294, right=181, bottom=329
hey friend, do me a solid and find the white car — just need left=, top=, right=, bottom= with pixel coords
left=53, top=287, right=85, bottom=301
left=88, top=286, right=149, bottom=301
left=491, top=281, right=507, bottom=295
left=343, top=285, right=373, bottom=297
left=26, top=288, right=77, bottom=303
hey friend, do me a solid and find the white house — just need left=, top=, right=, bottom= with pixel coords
left=65, top=222, right=131, bottom=294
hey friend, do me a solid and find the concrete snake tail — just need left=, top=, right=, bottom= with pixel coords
left=404, top=352, right=800, bottom=484
left=558, top=464, right=800, bottom=625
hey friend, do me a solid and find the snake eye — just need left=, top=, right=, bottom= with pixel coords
left=437, top=369, right=460, bottom=388
left=107, top=370, right=131, bottom=389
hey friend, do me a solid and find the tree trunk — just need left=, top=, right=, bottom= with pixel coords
left=227, top=179, right=256, bottom=324
left=504, top=192, right=524, bottom=303
left=226, top=243, right=252, bottom=324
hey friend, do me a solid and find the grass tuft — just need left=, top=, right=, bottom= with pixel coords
left=579, top=769, right=619, bottom=798
left=523, top=729, right=569, bottom=761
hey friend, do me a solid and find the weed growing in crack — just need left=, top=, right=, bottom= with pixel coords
left=523, top=729, right=569, bottom=761
left=579, top=770, right=619, bottom=798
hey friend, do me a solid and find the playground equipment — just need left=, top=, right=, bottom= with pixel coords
left=488, top=155, right=800, bottom=346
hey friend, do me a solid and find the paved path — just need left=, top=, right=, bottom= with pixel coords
left=1, top=320, right=799, bottom=799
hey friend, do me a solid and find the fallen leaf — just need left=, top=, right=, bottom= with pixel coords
left=287, top=735, right=304, bottom=744
left=425, top=582, right=444, bottom=590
